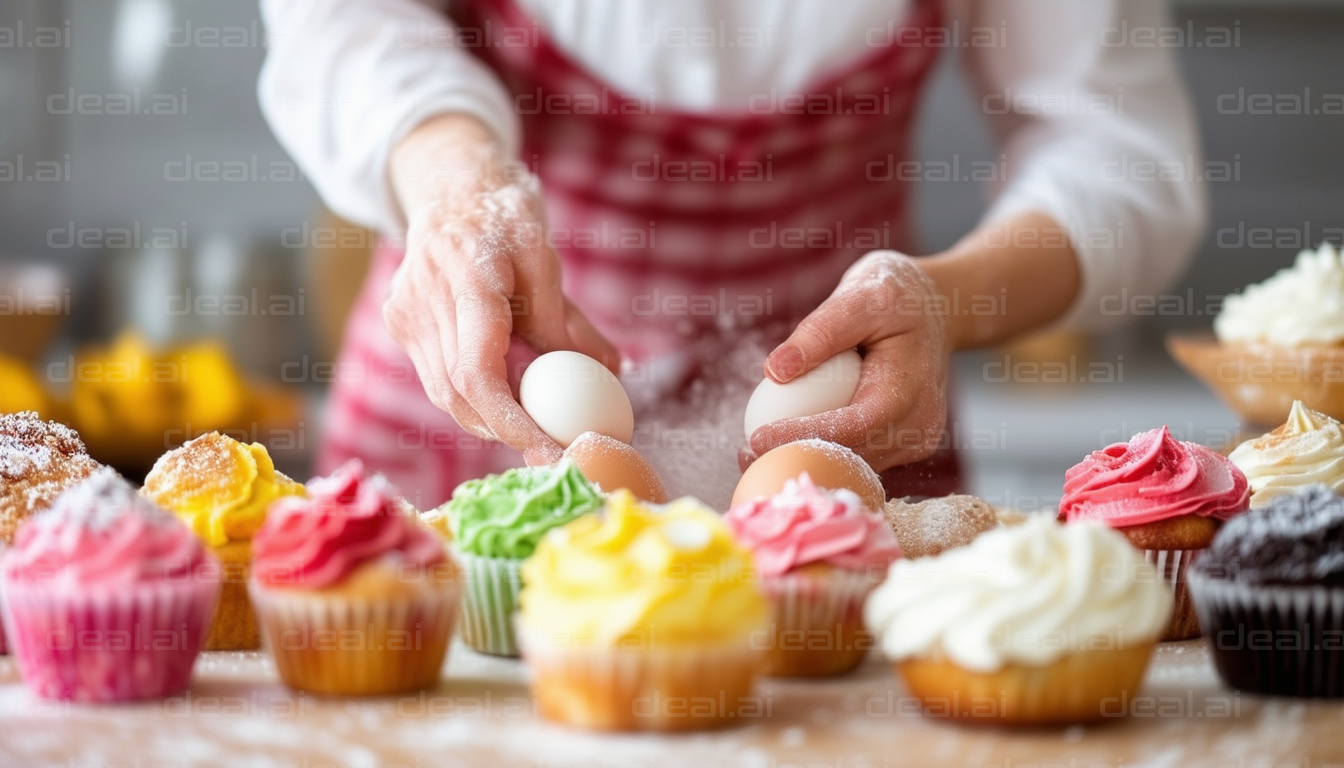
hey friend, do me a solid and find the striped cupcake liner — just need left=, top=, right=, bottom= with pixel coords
left=1189, top=573, right=1344, bottom=698
left=453, top=550, right=524, bottom=657
left=757, top=568, right=881, bottom=677
left=1141, top=548, right=1203, bottom=641
left=0, top=576, right=218, bottom=702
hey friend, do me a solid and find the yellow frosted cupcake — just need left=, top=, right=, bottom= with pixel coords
left=518, top=491, right=769, bottom=731
left=142, top=432, right=305, bottom=649
left=865, top=517, right=1172, bottom=726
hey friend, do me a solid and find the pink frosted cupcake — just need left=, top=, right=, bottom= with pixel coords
left=0, top=469, right=219, bottom=701
left=724, top=472, right=900, bottom=677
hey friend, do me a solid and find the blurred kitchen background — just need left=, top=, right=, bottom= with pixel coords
left=1, top=0, right=1341, bottom=504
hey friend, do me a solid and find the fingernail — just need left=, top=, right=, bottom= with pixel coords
left=766, top=346, right=804, bottom=381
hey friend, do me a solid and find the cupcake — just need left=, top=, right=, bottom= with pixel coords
left=437, top=459, right=601, bottom=656
left=884, top=494, right=1001, bottom=558
left=249, top=460, right=457, bottom=696
left=1059, top=427, right=1249, bottom=640
left=724, top=472, right=899, bottom=677
left=1169, top=243, right=1344, bottom=426
left=0, top=411, right=101, bottom=545
left=1229, top=400, right=1344, bottom=508
left=865, top=517, right=1172, bottom=725
left=518, top=491, right=769, bottom=731
left=1189, top=485, right=1344, bottom=697
left=142, top=432, right=305, bottom=650
left=0, top=469, right=218, bottom=701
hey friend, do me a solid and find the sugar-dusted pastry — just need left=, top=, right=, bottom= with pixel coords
left=865, top=517, right=1171, bottom=725
left=142, top=432, right=305, bottom=650
left=250, top=460, right=457, bottom=696
left=725, top=472, right=899, bottom=677
left=1229, top=401, right=1344, bottom=507
left=0, top=411, right=100, bottom=545
left=1060, top=427, right=1249, bottom=640
left=883, top=494, right=999, bottom=558
left=519, top=491, right=768, bottom=731
left=1, top=469, right=218, bottom=701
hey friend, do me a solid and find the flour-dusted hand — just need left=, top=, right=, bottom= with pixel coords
left=747, top=251, right=950, bottom=473
left=384, top=115, right=620, bottom=466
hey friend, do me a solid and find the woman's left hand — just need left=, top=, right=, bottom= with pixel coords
left=744, top=250, right=951, bottom=473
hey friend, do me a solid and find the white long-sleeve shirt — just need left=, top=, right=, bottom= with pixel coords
left=258, top=0, right=1206, bottom=332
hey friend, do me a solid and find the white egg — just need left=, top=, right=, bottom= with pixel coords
left=743, top=349, right=862, bottom=438
left=520, top=351, right=634, bottom=447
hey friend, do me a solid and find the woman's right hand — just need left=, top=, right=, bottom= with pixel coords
left=385, top=114, right=620, bottom=466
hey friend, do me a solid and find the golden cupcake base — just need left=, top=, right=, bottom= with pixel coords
left=205, top=541, right=261, bottom=651
left=896, top=643, right=1155, bottom=726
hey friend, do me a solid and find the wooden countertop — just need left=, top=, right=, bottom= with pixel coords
left=3, top=640, right=1342, bottom=767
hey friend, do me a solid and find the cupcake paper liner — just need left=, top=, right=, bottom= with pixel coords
left=1142, top=548, right=1203, bottom=641
left=454, top=550, right=523, bottom=657
left=250, top=581, right=459, bottom=696
left=757, top=567, right=882, bottom=677
left=0, top=576, right=218, bottom=702
left=1189, top=573, right=1344, bottom=698
left=518, top=628, right=765, bottom=731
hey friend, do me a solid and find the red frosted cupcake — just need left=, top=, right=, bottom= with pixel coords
left=1060, top=427, right=1249, bottom=640
left=249, top=460, right=459, bottom=695
left=0, top=469, right=219, bottom=701
left=725, top=473, right=900, bottom=677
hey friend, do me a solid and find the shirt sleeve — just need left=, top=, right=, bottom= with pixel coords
left=961, top=0, right=1208, bottom=332
left=257, top=0, right=520, bottom=233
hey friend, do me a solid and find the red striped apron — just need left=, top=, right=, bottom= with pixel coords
left=319, top=0, right=961, bottom=509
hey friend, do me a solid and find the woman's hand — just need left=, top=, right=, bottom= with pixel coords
left=746, top=251, right=951, bottom=473
left=384, top=114, right=619, bottom=466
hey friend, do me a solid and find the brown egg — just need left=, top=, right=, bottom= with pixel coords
left=732, top=439, right=885, bottom=511
left=564, top=431, right=668, bottom=504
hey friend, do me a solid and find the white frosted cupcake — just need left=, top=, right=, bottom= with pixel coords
left=1229, top=400, right=1344, bottom=507
left=865, top=517, right=1172, bottom=725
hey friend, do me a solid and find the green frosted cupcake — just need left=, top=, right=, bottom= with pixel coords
left=439, top=460, right=602, bottom=656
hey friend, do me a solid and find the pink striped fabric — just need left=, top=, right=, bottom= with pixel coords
left=319, top=0, right=959, bottom=507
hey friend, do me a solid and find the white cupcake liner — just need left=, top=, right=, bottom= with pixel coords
left=452, top=550, right=524, bottom=657
left=1188, top=572, right=1344, bottom=698
left=249, top=580, right=459, bottom=695
left=1141, top=548, right=1203, bottom=641
left=755, top=568, right=881, bottom=676
left=0, top=576, right=218, bottom=702
left=517, top=626, right=765, bottom=731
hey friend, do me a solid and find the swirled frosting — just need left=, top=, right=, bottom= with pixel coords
left=252, top=460, right=445, bottom=589
left=2, top=468, right=213, bottom=591
left=724, top=472, right=900, bottom=577
left=442, top=460, right=602, bottom=559
left=1060, top=427, right=1249, bottom=527
left=142, top=432, right=305, bottom=547
left=864, top=517, right=1173, bottom=672
left=1193, top=485, right=1344, bottom=586
left=1229, top=401, right=1344, bottom=508
left=519, top=491, right=768, bottom=648
left=1214, top=242, right=1344, bottom=346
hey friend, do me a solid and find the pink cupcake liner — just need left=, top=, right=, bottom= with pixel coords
left=0, top=577, right=218, bottom=702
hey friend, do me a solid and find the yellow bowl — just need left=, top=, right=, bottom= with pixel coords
left=1166, top=331, right=1344, bottom=428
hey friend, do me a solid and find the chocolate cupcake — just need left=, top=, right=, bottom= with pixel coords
left=1189, top=485, right=1344, bottom=697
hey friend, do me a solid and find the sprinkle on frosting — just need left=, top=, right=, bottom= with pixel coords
left=1214, top=242, right=1344, bottom=347
left=441, top=460, right=602, bottom=559
left=519, top=490, right=768, bottom=648
left=2, top=468, right=213, bottom=591
left=142, top=432, right=305, bottom=547
left=864, top=517, right=1173, bottom=672
left=252, top=460, right=445, bottom=589
left=1060, top=427, right=1249, bottom=527
left=724, top=472, right=899, bottom=577
left=1194, top=485, right=1344, bottom=587
left=1229, top=401, right=1344, bottom=508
